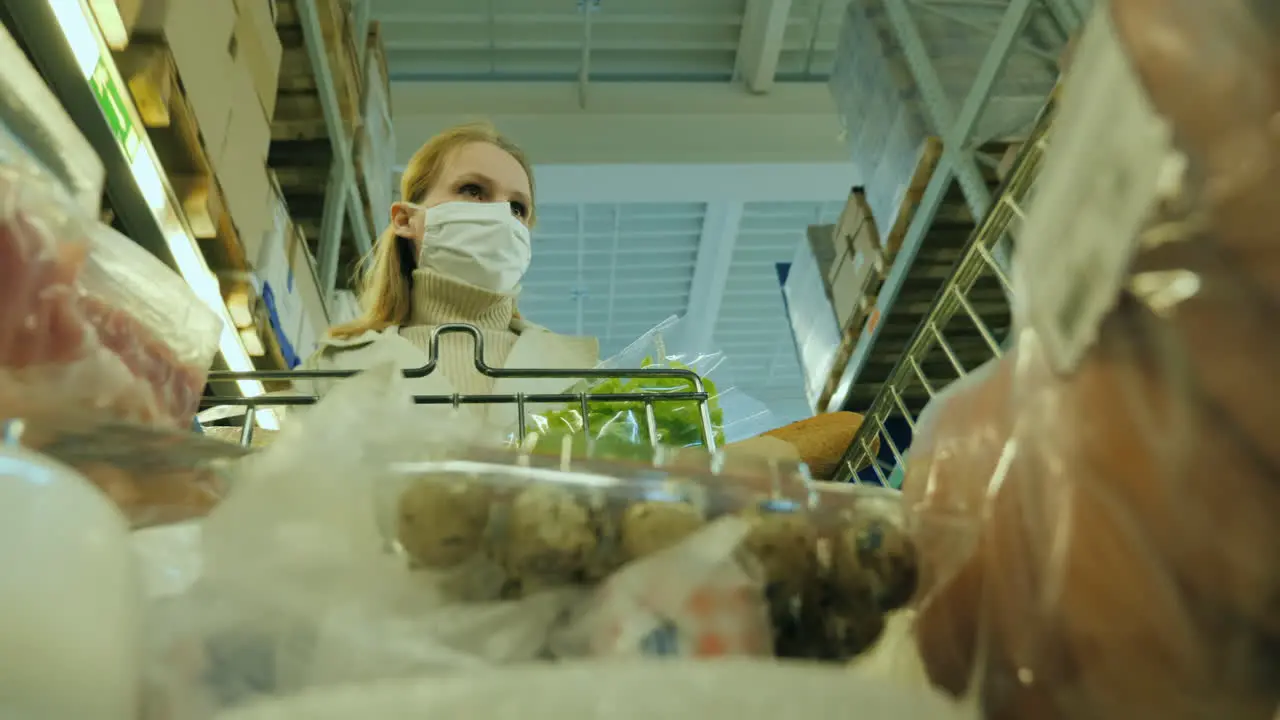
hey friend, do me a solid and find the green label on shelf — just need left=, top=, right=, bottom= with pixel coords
left=89, top=58, right=140, bottom=162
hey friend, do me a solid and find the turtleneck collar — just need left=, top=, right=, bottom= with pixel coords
left=405, top=268, right=517, bottom=330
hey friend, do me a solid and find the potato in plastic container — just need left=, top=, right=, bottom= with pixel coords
left=907, top=3, right=1280, bottom=719
left=139, top=366, right=930, bottom=718
left=388, top=442, right=814, bottom=600
left=0, top=157, right=221, bottom=428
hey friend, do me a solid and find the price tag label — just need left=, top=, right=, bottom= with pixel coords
left=1017, top=7, right=1175, bottom=372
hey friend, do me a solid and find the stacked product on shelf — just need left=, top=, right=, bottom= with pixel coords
left=110, top=0, right=392, bottom=372
left=828, top=0, right=1057, bottom=248
left=269, top=0, right=392, bottom=306
left=784, top=189, right=886, bottom=412
left=783, top=226, right=843, bottom=410
left=110, top=0, right=288, bottom=370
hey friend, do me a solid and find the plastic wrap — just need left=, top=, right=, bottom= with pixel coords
left=902, top=3, right=1280, bottom=719
left=520, top=315, right=777, bottom=459
left=141, top=366, right=920, bottom=717
left=211, top=661, right=969, bottom=720
left=0, top=159, right=221, bottom=429
left=12, top=413, right=243, bottom=528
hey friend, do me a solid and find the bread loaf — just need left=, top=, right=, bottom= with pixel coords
left=763, top=411, right=879, bottom=480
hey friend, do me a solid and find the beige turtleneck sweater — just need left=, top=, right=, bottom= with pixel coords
left=398, top=269, right=520, bottom=394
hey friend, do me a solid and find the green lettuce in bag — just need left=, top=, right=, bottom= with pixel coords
left=523, top=356, right=726, bottom=462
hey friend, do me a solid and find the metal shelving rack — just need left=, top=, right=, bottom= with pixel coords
left=825, top=0, right=1090, bottom=414
left=300, top=0, right=375, bottom=306
left=832, top=95, right=1057, bottom=484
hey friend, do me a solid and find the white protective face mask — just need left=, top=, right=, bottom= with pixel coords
left=414, top=201, right=532, bottom=293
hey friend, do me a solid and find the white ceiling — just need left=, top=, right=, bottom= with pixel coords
left=372, top=0, right=844, bottom=82
left=376, top=0, right=856, bottom=426
left=519, top=194, right=847, bottom=427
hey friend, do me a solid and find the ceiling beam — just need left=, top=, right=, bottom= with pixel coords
left=391, top=81, right=846, bottom=165
left=531, top=163, right=855, bottom=203
left=683, top=202, right=744, bottom=344
left=735, top=0, right=793, bottom=93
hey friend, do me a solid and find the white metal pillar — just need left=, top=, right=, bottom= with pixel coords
left=298, top=0, right=373, bottom=316
left=684, top=202, right=745, bottom=343
left=735, top=0, right=793, bottom=93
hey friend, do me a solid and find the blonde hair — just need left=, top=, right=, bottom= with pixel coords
left=328, top=122, right=535, bottom=339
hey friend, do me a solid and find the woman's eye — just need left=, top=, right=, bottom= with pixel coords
left=458, top=183, right=485, bottom=199
left=509, top=202, right=528, bottom=219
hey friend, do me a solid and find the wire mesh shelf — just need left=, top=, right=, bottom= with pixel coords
left=201, top=323, right=719, bottom=451
left=833, top=97, right=1058, bottom=484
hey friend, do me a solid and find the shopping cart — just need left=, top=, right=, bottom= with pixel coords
left=200, top=323, right=720, bottom=452
left=833, top=97, right=1058, bottom=484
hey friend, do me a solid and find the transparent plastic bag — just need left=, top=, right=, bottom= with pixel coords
left=212, top=660, right=971, bottom=720
left=519, top=315, right=779, bottom=459
left=139, top=366, right=925, bottom=717
left=904, top=4, right=1280, bottom=719
left=11, top=410, right=242, bottom=528
left=0, top=159, right=220, bottom=429
left=552, top=517, right=774, bottom=659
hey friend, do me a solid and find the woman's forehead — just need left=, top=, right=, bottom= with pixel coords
left=441, top=142, right=531, bottom=195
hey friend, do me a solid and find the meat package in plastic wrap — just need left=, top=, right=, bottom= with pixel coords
left=904, top=2, right=1280, bottom=719
left=0, top=159, right=221, bottom=429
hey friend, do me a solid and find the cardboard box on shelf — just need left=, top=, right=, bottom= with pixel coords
left=806, top=224, right=838, bottom=283
left=89, top=0, right=143, bottom=50
left=232, top=0, right=283, bottom=119
left=136, top=0, right=236, bottom=155
left=294, top=314, right=319, bottom=367
left=287, top=224, right=330, bottom=332
left=827, top=188, right=873, bottom=286
left=829, top=223, right=885, bottom=331
left=255, top=221, right=302, bottom=363
left=254, top=175, right=301, bottom=344
left=213, top=58, right=272, bottom=258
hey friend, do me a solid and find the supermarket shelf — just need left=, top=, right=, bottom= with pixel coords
left=823, top=0, right=1083, bottom=414
left=3, top=0, right=280, bottom=417
left=269, top=0, right=374, bottom=304
left=832, top=99, right=1058, bottom=484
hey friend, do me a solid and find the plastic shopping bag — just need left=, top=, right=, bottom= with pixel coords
left=554, top=517, right=773, bottom=659
left=902, top=4, right=1280, bottom=719
left=211, top=661, right=971, bottom=720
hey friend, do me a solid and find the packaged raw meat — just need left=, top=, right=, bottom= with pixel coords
left=0, top=158, right=221, bottom=429
left=906, top=3, right=1280, bottom=719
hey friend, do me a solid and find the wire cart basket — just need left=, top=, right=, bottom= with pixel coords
left=833, top=96, right=1058, bottom=485
left=200, top=323, right=720, bottom=453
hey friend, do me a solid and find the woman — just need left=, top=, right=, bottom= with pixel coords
left=287, top=122, right=801, bottom=458
left=292, top=123, right=597, bottom=433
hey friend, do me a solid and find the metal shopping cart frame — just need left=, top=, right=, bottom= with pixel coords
left=833, top=97, right=1058, bottom=484
left=201, top=323, right=719, bottom=452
